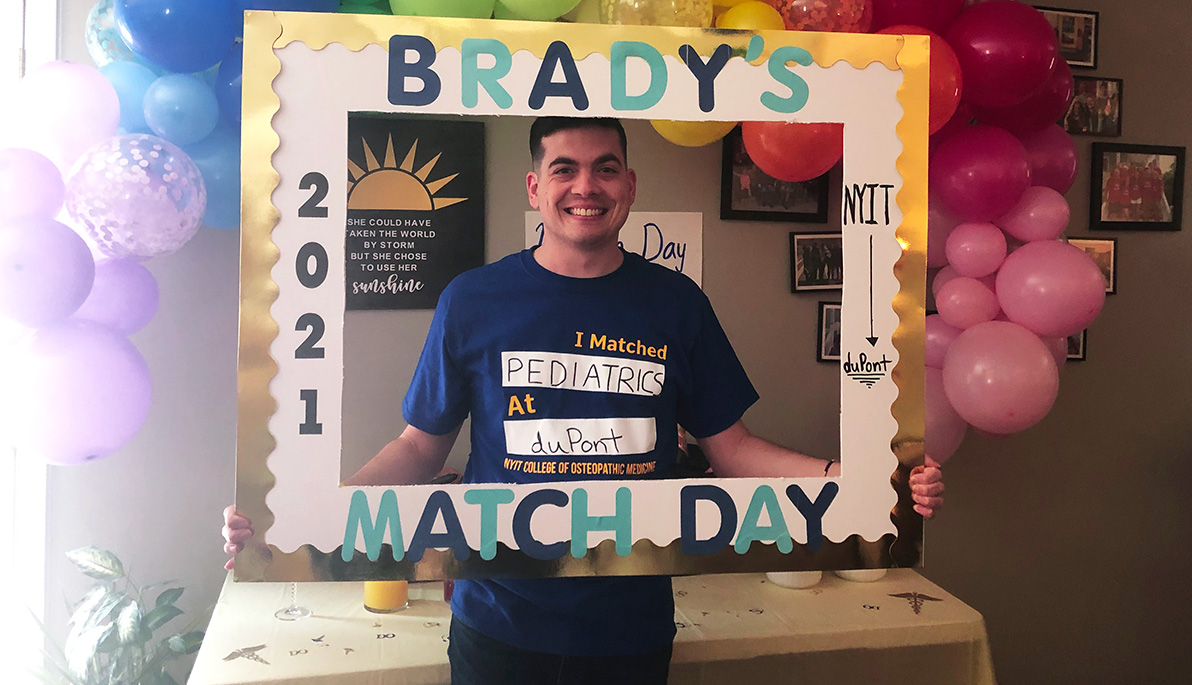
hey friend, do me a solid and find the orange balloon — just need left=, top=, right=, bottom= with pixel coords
left=741, top=121, right=843, bottom=182
left=877, top=24, right=962, bottom=134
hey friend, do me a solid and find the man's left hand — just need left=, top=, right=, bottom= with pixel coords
left=909, top=456, right=944, bottom=519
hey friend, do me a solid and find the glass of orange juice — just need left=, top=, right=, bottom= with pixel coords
left=364, top=580, right=409, bottom=613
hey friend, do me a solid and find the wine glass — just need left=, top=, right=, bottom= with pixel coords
left=274, top=582, right=311, bottom=620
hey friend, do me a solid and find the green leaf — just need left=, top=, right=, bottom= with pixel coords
left=154, top=587, right=184, bottom=608
left=144, top=604, right=184, bottom=632
left=166, top=631, right=204, bottom=655
left=66, top=623, right=112, bottom=679
left=67, top=586, right=109, bottom=629
left=155, top=670, right=180, bottom=685
left=116, top=600, right=143, bottom=645
left=65, top=547, right=124, bottom=581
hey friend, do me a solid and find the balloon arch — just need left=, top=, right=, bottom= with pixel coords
left=0, top=0, right=1104, bottom=466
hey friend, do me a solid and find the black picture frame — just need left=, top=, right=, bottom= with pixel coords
left=721, top=126, right=830, bottom=224
left=817, top=301, right=842, bottom=363
left=1035, top=6, right=1099, bottom=69
left=1066, top=329, right=1087, bottom=361
left=790, top=233, right=844, bottom=291
left=1065, top=237, right=1117, bottom=294
left=1089, top=143, right=1185, bottom=232
left=1062, top=76, right=1122, bottom=137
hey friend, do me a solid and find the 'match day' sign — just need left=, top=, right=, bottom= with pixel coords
left=236, top=11, right=929, bottom=581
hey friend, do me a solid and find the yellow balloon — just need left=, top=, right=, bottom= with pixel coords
left=714, top=0, right=785, bottom=30
left=713, top=0, right=750, bottom=7
left=650, top=120, right=738, bottom=148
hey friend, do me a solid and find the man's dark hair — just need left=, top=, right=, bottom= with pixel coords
left=529, top=117, right=628, bottom=167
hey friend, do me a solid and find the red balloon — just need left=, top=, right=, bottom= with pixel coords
left=871, top=0, right=964, bottom=33
left=929, top=125, right=1030, bottom=221
left=741, top=121, right=843, bottom=183
left=929, top=99, right=973, bottom=156
left=945, top=1, right=1058, bottom=107
left=877, top=25, right=962, bottom=134
left=1018, top=124, right=1078, bottom=194
left=766, top=0, right=873, bottom=32
left=972, top=59, right=1073, bottom=136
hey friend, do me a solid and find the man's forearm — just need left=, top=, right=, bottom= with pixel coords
left=343, top=425, right=460, bottom=486
left=700, top=420, right=840, bottom=478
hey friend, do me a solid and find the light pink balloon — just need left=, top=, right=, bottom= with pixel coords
left=9, top=61, right=121, bottom=172
left=1041, top=336, right=1067, bottom=368
left=945, top=222, right=1007, bottom=277
left=937, top=276, right=1000, bottom=329
left=925, top=367, right=967, bottom=464
left=996, top=186, right=1070, bottom=242
left=928, top=194, right=962, bottom=268
left=931, top=264, right=960, bottom=299
left=996, top=240, right=1106, bottom=338
left=942, top=320, right=1059, bottom=434
left=0, top=148, right=65, bottom=220
left=925, top=314, right=962, bottom=369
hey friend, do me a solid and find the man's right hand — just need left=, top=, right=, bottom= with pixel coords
left=222, top=505, right=254, bottom=570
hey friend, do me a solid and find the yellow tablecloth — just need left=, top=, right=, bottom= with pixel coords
left=189, top=570, right=994, bottom=684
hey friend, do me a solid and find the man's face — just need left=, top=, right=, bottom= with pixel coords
left=526, top=127, right=636, bottom=253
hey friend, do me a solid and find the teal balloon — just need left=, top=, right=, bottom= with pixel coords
left=143, top=74, right=220, bottom=146
left=184, top=125, right=240, bottom=230
left=496, top=0, right=580, bottom=20
left=100, top=61, right=157, bottom=133
left=389, top=0, right=496, bottom=18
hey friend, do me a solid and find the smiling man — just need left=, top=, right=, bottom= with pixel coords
left=223, top=117, right=944, bottom=684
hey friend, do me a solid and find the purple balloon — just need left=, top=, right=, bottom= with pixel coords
left=1019, top=124, right=1078, bottom=195
left=945, top=222, right=1007, bottom=277
left=937, top=276, right=1000, bottom=329
left=65, top=134, right=206, bottom=260
left=72, top=259, right=159, bottom=334
left=996, top=240, right=1106, bottom=338
left=0, top=148, right=65, bottom=220
left=971, top=59, right=1074, bottom=136
left=943, top=320, right=1059, bottom=434
left=930, top=125, right=1030, bottom=222
left=925, top=367, right=967, bottom=464
left=9, top=61, right=121, bottom=172
left=925, top=313, right=961, bottom=369
left=945, top=1, right=1058, bottom=107
left=927, top=194, right=961, bottom=268
left=0, top=217, right=95, bottom=327
left=996, top=186, right=1070, bottom=242
left=5, top=321, right=151, bottom=465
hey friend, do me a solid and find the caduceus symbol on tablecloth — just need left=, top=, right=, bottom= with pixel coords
left=223, top=644, right=270, bottom=665
left=888, top=592, right=943, bottom=615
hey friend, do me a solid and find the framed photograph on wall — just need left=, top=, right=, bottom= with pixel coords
left=1090, top=143, right=1185, bottom=231
left=817, top=302, right=843, bottom=363
left=1066, top=329, right=1088, bottom=361
left=790, top=233, right=844, bottom=291
left=1065, top=237, right=1116, bottom=293
left=1035, top=6, right=1099, bottom=68
left=1062, top=76, right=1122, bottom=137
left=721, top=126, right=830, bottom=224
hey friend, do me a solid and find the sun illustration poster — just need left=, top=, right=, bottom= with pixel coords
left=345, top=114, right=485, bottom=310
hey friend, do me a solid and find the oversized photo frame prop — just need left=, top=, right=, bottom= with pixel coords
left=236, top=12, right=929, bottom=582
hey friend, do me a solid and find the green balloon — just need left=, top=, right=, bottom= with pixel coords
left=389, top=0, right=497, bottom=18
left=495, top=0, right=581, bottom=20
left=340, top=2, right=390, bottom=12
left=341, top=0, right=377, bottom=5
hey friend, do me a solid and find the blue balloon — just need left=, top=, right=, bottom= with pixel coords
left=239, top=0, right=339, bottom=12
left=99, top=61, right=157, bottom=134
left=143, top=74, right=220, bottom=146
left=184, top=124, right=241, bottom=230
left=215, top=43, right=243, bottom=123
left=115, top=0, right=238, bottom=74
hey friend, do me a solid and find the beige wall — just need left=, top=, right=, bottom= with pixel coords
left=44, top=1, right=1191, bottom=682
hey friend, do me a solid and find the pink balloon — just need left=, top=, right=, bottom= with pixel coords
left=931, top=264, right=960, bottom=299
left=0, top=217, right=95, bottom=327
left=1041, top=336, right=1067, bottom=369
left=871, top=0, right=964, bottom=33
left=942, top=320, right=1059, bottom=434
left=996, top=186, right=1070, bottom=242
left=1019, top=124, right=1078, bottom=194
left=930, top=125, right=1030, bottom=222
left=937, top=276, right=1000, bottom=329
left=72, top=259, right=159, bottom=334
left=996, top=240, right=1106, bottom=338
left=9, top=61, right=121, bottom=172
left=4, top=321, right=151, bottom=465
left=927, top=194, right=961, bottom=268
left=971, top=59, right=1074, bottom=136
left=0, top=148, right=65, bottom=220
left=925, top=367, right=967, bottom=463
left=945, top=222, right=1006, bottom=277
left=925, top=313, right=961, bottom=369
left=945, top=1, right=1058, bottom=107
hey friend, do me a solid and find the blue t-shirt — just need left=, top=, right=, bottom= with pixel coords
left=403, top=248, right=758, bottom=656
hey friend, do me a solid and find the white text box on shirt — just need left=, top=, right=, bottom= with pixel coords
left=504, top=417, right=658, bottom=457
left=501, top=351, right=666, bottom=397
